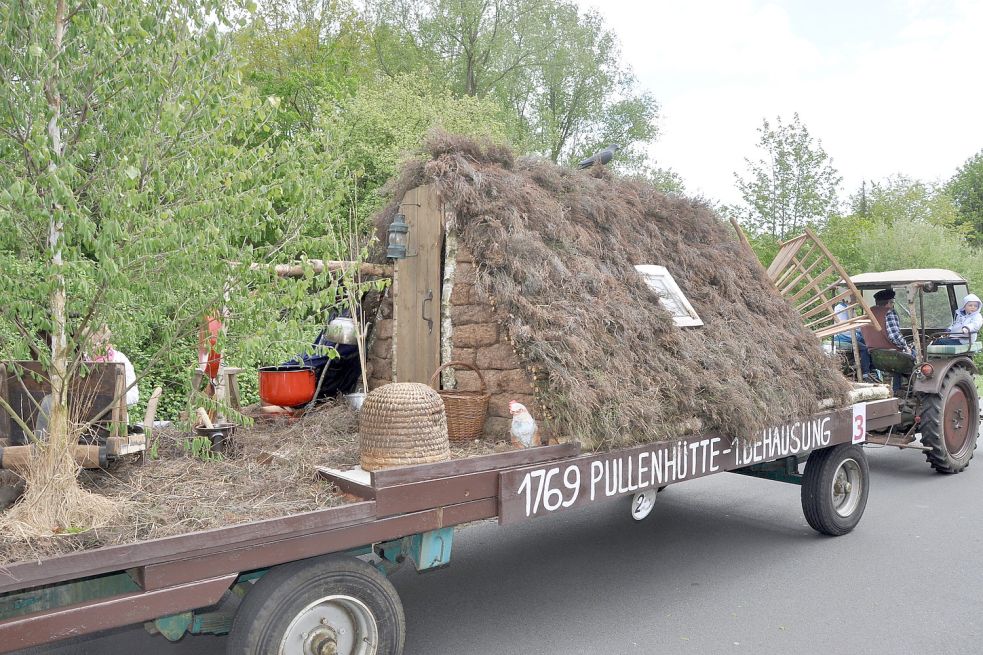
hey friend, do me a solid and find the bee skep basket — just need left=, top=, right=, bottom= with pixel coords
left=358, top=382, right=451, bottom=471
left=429, top=361, right=490, bottom=443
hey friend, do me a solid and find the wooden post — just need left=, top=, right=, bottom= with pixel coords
left=907, top=283, right=923, bottom=362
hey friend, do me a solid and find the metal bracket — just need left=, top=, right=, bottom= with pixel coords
left=409, top=527, right=454, bottom=571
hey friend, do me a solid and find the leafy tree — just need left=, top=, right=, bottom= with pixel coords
left=734, top=113, right=842, bottom=239
left=855, top=217, right=983, bottom=293
left=323, top=74, right=512, bottom=213
left=866, top=176, right=962, bottom=228
left=0, top=0, right=325, bottom=534
left=368, top=0, right=544, bottom=98
left=365, top=0, right=660, bottom=169
left=945, top=149, right=983, bottom=244
left=518, top=4, right=657, bottom=168
left=819, top=176, right=982, bottom=295
left=234, top=0, right=372, bottom=135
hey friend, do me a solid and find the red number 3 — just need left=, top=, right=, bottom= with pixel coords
left=854, top=414, right=865, bottom=439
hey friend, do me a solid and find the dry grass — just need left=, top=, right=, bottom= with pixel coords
left=0, top=402, right=359, bottom=565
left=0, top=401, right=507, bottom=565
left=375, top=132, right=851, bottom=449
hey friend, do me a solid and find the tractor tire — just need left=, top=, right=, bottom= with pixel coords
left=227, top=554, right=405, bottom=655
left=919, top=367, right=980, bottom=474
left=801, top=444, right=869, bottom=536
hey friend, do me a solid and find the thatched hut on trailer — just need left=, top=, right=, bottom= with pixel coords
left=364, top=134, right=850, bottom=449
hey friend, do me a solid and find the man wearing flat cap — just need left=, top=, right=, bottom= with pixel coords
left=863, top=288, right=912, bottom=354
left=860, top=288, right=914, bottom=393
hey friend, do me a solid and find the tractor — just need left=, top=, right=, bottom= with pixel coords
left=835, top=269, right=980, bottom=473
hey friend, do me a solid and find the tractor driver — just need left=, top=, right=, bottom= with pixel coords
left=862, top=289, right=913, bottom=355
left=860, top=289, right=913, bottom=393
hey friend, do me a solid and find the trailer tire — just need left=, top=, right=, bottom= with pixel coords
left=918, top=367, right=979, bottom=474
left=227, top=554, right=405, bottom=655
left=801, top=444, right=869, bottom=536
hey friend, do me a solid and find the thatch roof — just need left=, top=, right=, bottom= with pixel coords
left=376, top=134, right=850, bottom=448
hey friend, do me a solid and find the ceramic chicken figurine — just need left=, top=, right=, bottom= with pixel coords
left=509, top=400, right=540, bottom=448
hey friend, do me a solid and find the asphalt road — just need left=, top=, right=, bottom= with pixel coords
left=20, top=436, right=983, bottom=655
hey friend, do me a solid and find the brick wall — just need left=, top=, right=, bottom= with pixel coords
left=447, top=246, right=539, bottom=440
left=364, top=245, right=542, bottom=441
left=366, top=293, right=394, bottom=391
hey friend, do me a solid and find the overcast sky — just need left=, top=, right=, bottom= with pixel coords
left=575, top=0, right=983, bottom=206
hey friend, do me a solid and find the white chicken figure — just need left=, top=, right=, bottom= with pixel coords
left=509, top=400, right=539, bottom=449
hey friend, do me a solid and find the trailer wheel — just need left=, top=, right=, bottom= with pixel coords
left=919, top=367, right=979, bottom=474
left=227, top=554, right=405, bottom=655
left=801, top=444, right=869, bottom=536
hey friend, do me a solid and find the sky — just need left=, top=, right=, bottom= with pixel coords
left=574, top=0, right=983, bottom=206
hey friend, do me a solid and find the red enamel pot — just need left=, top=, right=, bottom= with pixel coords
left=258, top=366, right=316, bottom=407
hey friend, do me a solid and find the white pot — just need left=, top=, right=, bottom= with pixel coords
left=345, top=391, right=367, bottom=411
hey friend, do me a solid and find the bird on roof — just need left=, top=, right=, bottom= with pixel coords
left=577, top=143, right=620, bottom=169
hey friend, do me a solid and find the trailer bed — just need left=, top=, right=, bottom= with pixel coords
left=0, top=398, right=900, bottom=652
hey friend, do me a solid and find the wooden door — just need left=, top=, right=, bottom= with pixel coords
left=394, top=185, right=444, bottom=383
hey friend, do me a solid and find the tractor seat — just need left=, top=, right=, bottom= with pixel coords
left=925, top=340, right=982, bottom=356
left=870, top=348, right=915, bottom=375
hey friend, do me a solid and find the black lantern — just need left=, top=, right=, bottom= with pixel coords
left=386, top=213, right=409, bottom=259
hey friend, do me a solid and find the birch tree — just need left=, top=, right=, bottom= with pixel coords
left=734, top=113, right=841, bottom=239
left=0, top=0, right=321, bottom=534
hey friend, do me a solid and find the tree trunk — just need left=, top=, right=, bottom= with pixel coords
left=45, top=0, right=71, bottom=458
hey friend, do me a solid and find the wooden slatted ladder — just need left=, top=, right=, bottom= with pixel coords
left=748, top=227, right=882, bottom=381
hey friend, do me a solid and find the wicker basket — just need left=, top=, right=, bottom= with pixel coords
left=358, top=383, right=450, bottom=471
left=429, top=361, right=490, bottom=443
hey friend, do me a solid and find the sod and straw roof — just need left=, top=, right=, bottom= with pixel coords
left=375, top=133, right=851, bottom=449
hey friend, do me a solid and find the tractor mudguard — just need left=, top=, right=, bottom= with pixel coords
left=912, top=357, right=978, bottom=395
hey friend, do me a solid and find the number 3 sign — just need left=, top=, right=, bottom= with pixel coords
left=852, top=403, right=867, bottom=444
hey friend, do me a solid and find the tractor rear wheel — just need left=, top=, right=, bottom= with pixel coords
left=919, top=367, right=980, bottom=474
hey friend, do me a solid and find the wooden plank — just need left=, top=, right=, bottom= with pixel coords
left=316, top=468, right=377, bottom=500
left=370, top=442, right=582, bottom=487
left=138, top=498, right=497, bottom=592
left=499, top=407, right=855, bottom=525
left=0, top=501, right=377, bottom=594
left=814, top=319, right=874, bottom=339
left=394, top=185, right=444, bottom=383
left=374, top=471, right=500, bottom=517
left=729, top=218, right=767, bottom=278
left=765, top=243, right=801, bottom=278
left=804, top=227, right=881, bottom=332
left=780, top=253, right=825, bottom=294
left=789, top=275, right=837, bottom=304
left=800, top=290, right=854, bottom=320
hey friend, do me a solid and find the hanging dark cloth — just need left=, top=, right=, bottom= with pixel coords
left=282, top=313, right=362, bottom=400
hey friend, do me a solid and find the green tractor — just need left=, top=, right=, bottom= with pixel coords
left=836, top=269, right=980, bottom=473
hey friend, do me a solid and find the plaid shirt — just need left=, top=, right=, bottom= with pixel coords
left=884, top=309, right=908, bottom=351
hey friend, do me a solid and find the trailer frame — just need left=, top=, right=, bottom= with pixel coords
left=0, top=398, right=899, bottom=653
